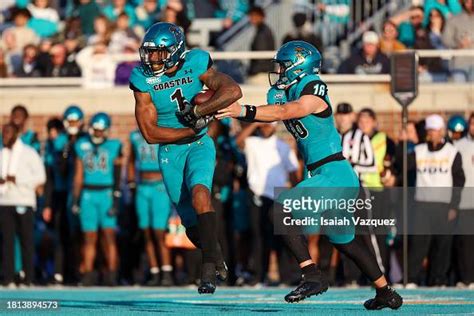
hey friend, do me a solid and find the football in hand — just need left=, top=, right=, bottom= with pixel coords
left=192, top=89, right=215, bottom=105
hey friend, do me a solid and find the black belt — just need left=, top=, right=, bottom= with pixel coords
left=83, top=184, right=112, bottom=190
left=307, top=152, right=345, bottom=172
left=171, top=133, right=205, bottom=145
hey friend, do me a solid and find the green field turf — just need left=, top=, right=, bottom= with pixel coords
left=1, top=287, right=473, bottom=315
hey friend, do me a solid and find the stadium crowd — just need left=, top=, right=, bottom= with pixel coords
left=0, top=0, right=472, bottom=82
left=0, top=103, right=472, bottom=288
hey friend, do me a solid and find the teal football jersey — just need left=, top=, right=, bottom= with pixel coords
left=74, top=136, right=122, bottom=186
left=129, top=49, right=212, bottom=137
left=130, top=129, right=160, bottom=172
left=267, top=75, right=342, bottom=165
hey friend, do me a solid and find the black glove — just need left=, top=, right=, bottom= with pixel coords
left=176, top=99, right=198, bottom=125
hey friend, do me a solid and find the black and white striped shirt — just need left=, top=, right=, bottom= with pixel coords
left=341, top=127, right=377, bottom=175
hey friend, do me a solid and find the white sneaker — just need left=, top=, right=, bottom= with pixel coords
left=468, top=283, right=474, bottom=289
left=405, top=282, right=418, bottom=289
left=54, top=274, right=64, bottom=283
left=456, top=282, right=467, bottom=288
left=5, top=282, right=16, bottom=289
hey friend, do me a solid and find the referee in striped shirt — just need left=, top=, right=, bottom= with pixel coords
left=335, top=103, right=377, bottom=175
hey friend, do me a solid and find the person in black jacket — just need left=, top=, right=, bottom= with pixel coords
left=282, top=13, right=323, bottom=50
left=338, top=31, right=390, bottom=74
left=46, top=44, right=81, bottom=77
left=247, top=6, right=275, bottom=83
left=13, top=44, right=45, bottom=77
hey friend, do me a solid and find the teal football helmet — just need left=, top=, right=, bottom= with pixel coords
left=89, top=112, right=111, bottom=144
left=269, top=40, right=322, bottom=90
left=139, top=22, right=186, bottom=76
left=63, top=105, right=84, bottom=135
left=448, top=115, right=467, bottom=133
left=447, top=114, right=467, bottom=139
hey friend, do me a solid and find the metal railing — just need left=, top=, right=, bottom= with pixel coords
left=0, top=49, right=472, bottom=88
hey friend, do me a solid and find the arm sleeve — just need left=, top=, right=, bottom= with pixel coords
left=32, top=153, right=47, bottom=188
left=299, top=80, right=328, bottom=101
left=449, top=152, right=465, bottom=209
left=18, top=151, right=47, bottom=189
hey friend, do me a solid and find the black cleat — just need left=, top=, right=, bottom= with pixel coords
left=216, top=260, right=228, bottom=282
left=146, top=273, right=160, bottom=286
left=198, top=281, right=216, bottom=294
left=364, top=286, right=403, bottom=310
left=284, top=274, right=329, bottom=303
left=160, top=271, right=174, bottom=286
left=103, top=271, right=118, bottom=287
left=198, top=262, right=216, bottom=294
left=81, top=272, right=96, bottom=287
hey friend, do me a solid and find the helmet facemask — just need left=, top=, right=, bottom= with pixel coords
left=64, top=119, right=82, bottom=135
left=139, top=40, right=184, bottom=76
left=268, top=60, right=301, bottom=90
left=63, top=111, right=83, bottom=136
left=89, top=127, right=108, bottom=145
left=89, top=121, right=109, bottom=145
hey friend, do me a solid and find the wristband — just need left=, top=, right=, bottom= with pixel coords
left=113, top=190, right=122, bottom=198
left=238, top=105, right=246, bottom=118
left=239, top=105, right=257, bottom=122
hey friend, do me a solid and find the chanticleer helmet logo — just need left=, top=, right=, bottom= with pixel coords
left=294, top=46, right=311, bottom=62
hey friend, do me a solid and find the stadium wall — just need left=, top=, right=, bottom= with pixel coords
left=0, top=83, right=472, bottom=150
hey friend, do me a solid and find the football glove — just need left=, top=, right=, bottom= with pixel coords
left=176, top=99, right=199, bottom=126
left=192, top=115, right=214, bottom=133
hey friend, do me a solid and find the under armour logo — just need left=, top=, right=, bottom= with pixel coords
left=184, top=69, right=192, bottom=75
left=161, top=158, right=169, bottom=164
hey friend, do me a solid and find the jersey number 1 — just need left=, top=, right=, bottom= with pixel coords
left=171, top=88, right=186, bottom=111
